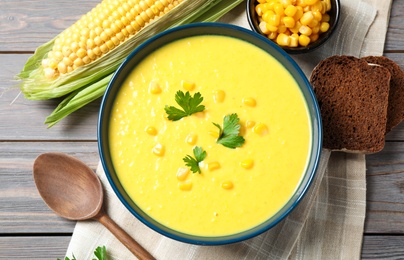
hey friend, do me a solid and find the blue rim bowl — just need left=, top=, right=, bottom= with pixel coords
left=98, top=22, right=322, bottom=245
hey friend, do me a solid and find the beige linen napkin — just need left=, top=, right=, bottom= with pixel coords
left=66, top=0, right=392, bottom=259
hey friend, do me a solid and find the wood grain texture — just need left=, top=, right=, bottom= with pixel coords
left=0, top=0, right=404, bottom=258
left=0, top=55, right=99, bottom=141
left=0, top=0, right=99, bottom=52
left=0, top=236, right=71, bottom=259
left=0, top=142, right=98, bottom=233
left=385, top=0, right=404, bottom=52
left=361, top=236, right=404, bottom=259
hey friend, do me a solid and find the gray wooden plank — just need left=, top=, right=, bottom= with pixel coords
left=385, top=0, right=404, bottom=51
left=0, top=54, right=99, bottom=141
left=362, top=235, right=404, bottom=259
left=1, top=141, right=404, bottom=234
left=1, top=0, right=402, bottom=53
left=365, top=141, right=404, bottom=233
left=0, top=0, right=98, bottom=52
left=0, top=236, right=71, bottom=259
left=0, top=235, right=404, bottom=259
left=0, top=141, right=98, bottom=233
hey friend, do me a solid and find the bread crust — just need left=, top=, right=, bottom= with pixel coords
left=362, top=56, right=404, bottom=133
left=310, top=55, right=391, bottom=153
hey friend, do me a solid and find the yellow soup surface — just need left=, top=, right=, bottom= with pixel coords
left=109, top=35, right=312, bottom=237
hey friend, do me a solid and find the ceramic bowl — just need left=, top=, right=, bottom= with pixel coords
left=246, top=0, right=341, bottom=54
left=98, top=23, right=322, bottom=245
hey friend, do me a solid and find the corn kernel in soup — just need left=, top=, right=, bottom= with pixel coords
left=109, top=35, right=312, bottom=237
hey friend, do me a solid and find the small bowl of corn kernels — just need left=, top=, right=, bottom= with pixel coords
left=246, top=0, right=340, bottom=54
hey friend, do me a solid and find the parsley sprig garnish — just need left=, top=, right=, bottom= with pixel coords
left=213, top=113, right=245, bottom=149
left=165, top=90, right=205, bottom=121
left=183, top=146, right=207, bottom=173
left=58, top=245, right=107, bottom=260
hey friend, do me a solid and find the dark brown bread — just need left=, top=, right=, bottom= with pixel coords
left=362, top=56, right=404, bottom=133
left=310, top=55, right=391, bottom=153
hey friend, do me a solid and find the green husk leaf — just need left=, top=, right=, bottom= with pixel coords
left=17, top=0, right=220, bottom=100
left=18, top=0, right=244, bottom=127
left=45, top=74, right=112, bottom=127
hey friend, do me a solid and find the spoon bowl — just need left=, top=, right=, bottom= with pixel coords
left=33, top=152, right=155, bottom=260
left=33, top=152, right=103, bottom=220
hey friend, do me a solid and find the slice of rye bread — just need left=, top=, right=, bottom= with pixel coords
left=310, top=55, right=391, bottom=153
left=362, top=56, right=404, bottom=133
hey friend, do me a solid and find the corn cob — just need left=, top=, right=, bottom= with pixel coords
left=42, top=0, right=182, bottom=79
left=17, top=0, right=244, bottom=127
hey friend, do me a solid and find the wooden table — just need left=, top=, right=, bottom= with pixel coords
left=1, top=0, right=403, bottom=258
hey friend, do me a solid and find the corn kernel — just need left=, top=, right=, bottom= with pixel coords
left=149, top=81, right=162, bottom=94
left=325, top=0, right=331, bottom=11
left=57, top=62, right=67, bottom=74
left=178, top=181, right=192, bottom=191
left=312, top=25, right=320, bottom=34
left=290, top=21, right=302, bottom=34
left=207, top=161, right=221, bottom=171
left=242, top=97, right=257, bottom=107
left=266, top=23, right=279, bottom=32
left=273, top=3, right=284, bottom=16
left=299, top=25, right=312, bottom=36
left=320, top=22, right=330, bottom=32
left=284, top=5, right=297, bottom=17
left=308, top=18, right=319, bottom=28
left=310, top=33, right=319, bottom=42
left=322, top=13, right=330, bottom=22
left=304, top=0, right=319, bottom=5
left=185, top=133, right=198, bottom=145
left=240, top=159, right=254, bottom=169
left=192, top=111, right=205, bottom=119
left=276, top=33, right=291, bottom=46
left=76, top=48, right=87, bottom=59
left=296, top=0, right=307, bottom=7
left=262, top=10, right=274, bottom=23
left=259, top=21, right=270, bottom=34
left=176, top=167, right=190, bottom=181
left=283, top=16, right=296, bottom=28
left=44, top=68, right=56, bottom=79
left=152, top=143, right=165, bottom=156
left=311, top=3, right=323, bottom=13
left=181, top=80, right=195, bottom=91
left=277, top=24, right=288, bottom=33
left=289, top=34, right=299, bottom=47
left=221, top=181, right=234, bottom=190
left=213, top=90, right=225, bottom=103
left=299, top=34, right=311, bottom=46
left=208, top=130, right=220, bottom=139
left=267, top=31, right=278, bottom=40
left=294, top=6, right=304, bottom=20
left=145, top=126, right=158, bottom=136
left=267, top=13, right=281, bottom=27
left=245, top=120, right=256, bottom=128
left=253, top=123, right=269, bottom=136
left=62, top=56, right=73, bottom=67
left=255, top=4, right=266, bottom=16
left=300, top=11, right=314, bottom=26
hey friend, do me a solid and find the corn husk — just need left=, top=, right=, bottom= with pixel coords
left=17, top=0, right=244, bottom=127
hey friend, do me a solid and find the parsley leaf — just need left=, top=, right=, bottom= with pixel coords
left=165, top=90, right=205, bottom=121
left=93, top=246, right=107, bottom=260
left=183, top=146, right=207, bottom=173
left=58, top=246, right=107, bottom=260
left=213, top=113, right=245, bottom=149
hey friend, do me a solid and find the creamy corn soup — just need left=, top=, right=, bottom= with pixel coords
left=109, top=35, right=311, bottom=237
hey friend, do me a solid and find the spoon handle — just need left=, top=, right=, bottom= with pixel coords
left=96, top=212, right=156, bottom=260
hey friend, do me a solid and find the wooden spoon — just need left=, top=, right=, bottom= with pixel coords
left=33, top=152, right=155, bottom=260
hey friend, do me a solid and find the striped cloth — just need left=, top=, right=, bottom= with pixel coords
left=66, top=0, right=392, bottom=259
